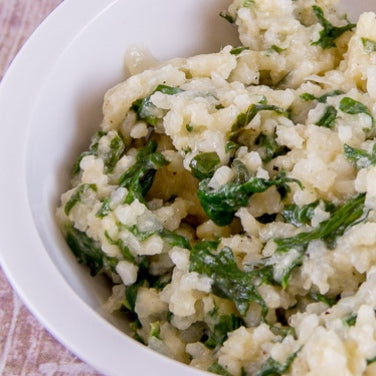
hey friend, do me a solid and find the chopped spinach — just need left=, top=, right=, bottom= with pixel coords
left=72, top=131, right=106, bottom=174
left=282, top=201, right=319, bottom=226
left=310, top=292, right=338, bottom=307
left=149, top=321, right=160, bottom=338
left=230, top=46, right=250, bottom=55
left=65, top=225, right=105, bottom=276
left=189, top=152, right=221, bottom=180
left=339, top=97, right=374, bottom=126
left=208, top=362, right=233, bottom=376
left=103, top=133, right=125, bottom=172
left=219, top=11, right=235, bottom=24
left=197, top=171, right=301, bottom=226
left=64, top=184, right=97, bottom=215
left=118, top=140, right=169, bottom=203
left=300, top=90, right=343, bottom=103
left=104, top=231, right=135, bottom=263
left=132, top=85, right=183, bottom=126
left=311, top=5, right=355, bottom=49
left=186, top=123, right=194, bottom=132
left=343, top=313, right=357, bottom=326
left=190, top=242, right=268, bottom=317
left=243, top=0, right=254, bottom=6
left=361, top=37, right=376, bottom=53
left=232, top=159, right=250, bottom=184
left=367, top=356, right=376, bottom=365
left=96, top=197, right=111, bottom=218
left=315, top=105, right=337, bottom=128
left=232, top=104, right=289, bottom=132
left=266, top=45, right=286, bottom=55
left=256, top=350, right=299, bottom=376
left=256, top=133, right=290, bottom=163
left=205, top=313, right=245, bottom=349
left=225, top=141, right=241, bottom=153
left=344, top=143, right=376, bottom=169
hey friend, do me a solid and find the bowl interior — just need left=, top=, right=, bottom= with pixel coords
left=24, top=0, right=376, bottom=367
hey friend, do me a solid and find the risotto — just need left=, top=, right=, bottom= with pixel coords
left=57, top=0, right=376, bottom=374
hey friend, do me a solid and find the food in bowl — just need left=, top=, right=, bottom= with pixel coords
left=56, top=0, right=376, bottom=374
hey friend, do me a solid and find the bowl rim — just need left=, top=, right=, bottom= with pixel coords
left=0, top=1, right=208, bottom=375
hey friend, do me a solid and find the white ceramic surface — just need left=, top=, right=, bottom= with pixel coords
left=0, top=1, right=375, bottom=375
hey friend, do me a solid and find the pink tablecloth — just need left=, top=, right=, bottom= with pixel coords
left=0, top=1, right=101, bottom=374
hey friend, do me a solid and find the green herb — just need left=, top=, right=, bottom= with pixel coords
left=256, top=213, right=277, bottom=224
left=190, top=242, right=268, bottom=317
left=149, top=321, right=160, bottom=338
left=311, top=5, right=355, bottom=49
left=208, top=362, right=233, bottom=376
left=339, top=97, right=374, bottom=126
left=243, top=0, right=254, bottom=6
left=225, top=141, right=241, bottom=153
left=361, top=37, right=376, bottom=53
left=232, top=104, right=288, bottom=132
left=104, top=231, right=135, bottom=263
left=282, top=201, right=319, bottom=226
left=232, top=159, right=250, bottom=184
left=266, top=45, right=286, bottom=55
left=118, top=140, right=169, bottom=203
left=268, top=194, right=366, bottom=287
left=343, top=313, right=357, bottom=326
left=72, top=131, right=106, bottom=174
left=256, top=133, right=289, bottom=163
left=103, top=133, right=125, bottom=172
left=310, top=292, right=338, bottom=307
left=96, top=197, right=111, bottom=218
left=132, top=85, right=183, bottom=126
left=186, top=123, right=194, bottom=132
left=300, top=90, right=343, bottom=103
left=315, top=105, right=337, bottom=128
left=344, top=143, right=376, bottom=169
left=230, top=46, right=250, bottom=55
left=65, top=225, right=105, bottom=276
left=64, top=184, right=97, bottom=215
left=197, top=172, right=302, bottom=226
left=189, top=152, right=221, bottom=180
left=219, top=11, right=235, bottom=24
left=256, top=350, right=299, bottom=376
left=367, top=356, right=376, bottom=365
left=205, top=314, right=244, bottom=349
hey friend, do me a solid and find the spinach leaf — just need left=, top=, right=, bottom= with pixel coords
left=190, top=152, right=221, bottom=180
left=64, top=184, right=97, bottom=215
left=232, top=104, right=289, bottom=132
left=103, top=133, right=125, bottom=172
left=232, top=159, right=250, bottom=184
left=367, top=356, right=376, bottom=366
left=225, top=141, right=241, bottom=153
left=266, top=45, right=286, bottom=55
left=310, top=292, right=338, bottom=307
left=230, top=46, right=250, bottom=55
left=149, top=321, right=160, bottom=338
left=243, top=0, right=254, bottom=6
left=343, top=313, right=357, bottom=326
left=339, top=97, right=374, bottom=126
left=256, top=133, right=289, bottom=163
left=267, top=194, right=366, bottom=287
left=311, top=5, right=355, bottom=49
left=65, top=225, right=105, bottom=276
left=361, top=37, right=376, bottom=53
left=96, top=197, right=111, bottom=218
left=281, top=201, right=319, bottom=226
left=205, top=314, right=244, bottom=349
left=132, top=85, right=183, bottom=126
left=118, top=140, right=169, bottom=203
left=72, top=131, right=106, bottom=174
left=256, top=350, right=299, bottom=376
left=300, top=90, right=343, bottom=103
left=125, top=225, right=191, bottom=250
left=104, top=231, right=135, bottom=263
left=189, top=242, right=268, bottom=317
left=208, top=363, right=233, bottom=376
left=344, top=143, right=376, bottom=169
left=197, top=172, right=301, bottom=226
left=315, top=105, right=337, bottom=128
left=219, top=12, right=235, bottom=24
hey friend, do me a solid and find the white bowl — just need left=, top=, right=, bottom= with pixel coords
left=0, top=0, right=374, bottom=375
